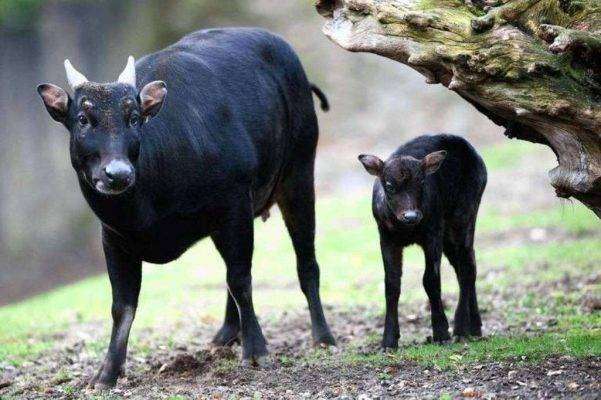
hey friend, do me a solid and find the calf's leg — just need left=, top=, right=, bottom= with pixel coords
left=89, top=229, right=141, bottom=389
left=277, top=164, right=335, bottom=346
left=379, top=231, right=403, bottom=349
left=211, top=201, right=267, bottom=365
left=445, top=242, right=482, bottom=338
left=212, top=292, right=241, bottom=346
left=422, top=238, right=451, bottom=343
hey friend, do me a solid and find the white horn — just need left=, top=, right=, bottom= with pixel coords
left=117, top=55, right=136, bottom=87
left=64, top=59, right=88, bottom=90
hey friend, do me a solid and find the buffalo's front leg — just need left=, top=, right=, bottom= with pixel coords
left=422, top=235, right=451, bottom=343
left=211, top=200, right=267, bottom=365
left=89, top=228, right=141, bottom=389
left=379, top=231, right=403, bottom=350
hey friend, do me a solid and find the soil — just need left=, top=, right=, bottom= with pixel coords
left=2, top=273, right=599, bottom=400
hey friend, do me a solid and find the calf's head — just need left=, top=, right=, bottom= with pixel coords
left=358, top=151, right=446, bottom=225
left=37, top=57, right=167, bottom=195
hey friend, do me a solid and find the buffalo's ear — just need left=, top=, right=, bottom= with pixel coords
left=37, top=83, right=70, bottom=122
left=139, top=80, right=167, bottom=120
left=422, top=150, right=447, bottom=175
left=358, top=154, right=384, bottom=176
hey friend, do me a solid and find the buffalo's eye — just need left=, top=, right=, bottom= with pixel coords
left=129, top=114, right=140, bottom=126
left=78, top=114, right=89, bottom=126
left=384, top=181, right=396, bottom=194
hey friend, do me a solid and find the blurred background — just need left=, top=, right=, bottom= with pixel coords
left=1, top=3, right=599, bottom=398
left=0, top=0, right=580, bottom=304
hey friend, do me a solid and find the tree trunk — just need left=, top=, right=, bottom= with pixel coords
left=316, top=0, right=601, bottom=217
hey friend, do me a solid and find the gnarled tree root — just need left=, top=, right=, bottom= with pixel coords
left=316, top=0, right=601, bottom=217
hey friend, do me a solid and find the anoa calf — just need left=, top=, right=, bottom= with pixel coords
left=37, top=28, right=335, bottom=388
left=359, top=134, right=487, bottom=349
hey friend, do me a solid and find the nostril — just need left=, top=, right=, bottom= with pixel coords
left=103, top=160, right=132, bottom=184
left=401, top=210, right=422, bottom=224
left=403, top=211, right=417, bottom=220
left=104, top=167, right=115, bottom=180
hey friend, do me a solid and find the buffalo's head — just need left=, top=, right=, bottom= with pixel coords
left=37, top=57, right=167, bottom=195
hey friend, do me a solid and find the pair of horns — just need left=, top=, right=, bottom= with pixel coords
left=64, top=55, right=136, bottom=90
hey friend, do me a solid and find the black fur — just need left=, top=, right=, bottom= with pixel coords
left=361, top=134, right=487, bottom=349
left=38, top=28, right=334, bottom=388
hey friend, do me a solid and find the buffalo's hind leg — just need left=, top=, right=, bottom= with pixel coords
left=277, top=164, right=335, bottom=346
left=212, top=292, right=241, bottom=346
left=211, top=198, right=268, bottom=365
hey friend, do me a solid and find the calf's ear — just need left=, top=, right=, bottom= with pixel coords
left=139, top=80, right=167, bottom=120
left=37, top=83, right=69, bottom=123
left=422, top=150, right=447, bottom=175
left=358, top=154, right=384, bottom=176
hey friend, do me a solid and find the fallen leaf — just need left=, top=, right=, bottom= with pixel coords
left=461, top=387, right=480, bottom=398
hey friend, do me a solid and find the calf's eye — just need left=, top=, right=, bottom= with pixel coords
left=78, top=114, right=88, bottom=126
left=130, top=114, right=140, bottom=126
left=384, top=181, right=395, bottom=193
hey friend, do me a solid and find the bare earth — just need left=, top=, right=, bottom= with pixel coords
left=2, top=268, right=600, bottom=399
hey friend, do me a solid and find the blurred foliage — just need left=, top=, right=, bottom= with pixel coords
left=1, top=0, right=44, bottom=29
left=0, top=0, right=248, bottom=30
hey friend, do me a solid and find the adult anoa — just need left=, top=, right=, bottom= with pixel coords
left=37, top=28, right=335, bottom=389
left=359, top=134, right=487, bottom=349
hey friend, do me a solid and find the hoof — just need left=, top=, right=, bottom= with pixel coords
left=87, top=376, right=116, bottom=391
left=381, top=336, right=399, bottom=350
left=314, top=332, right=336, bottom=347
left=469, top=326, right=483, bottom=338
left=212, top=326, right=241, bottom=347
left=88, top=364, right=120, bottom=390
left=426, top=334, right=452, bottom=345
left=241, top=354, right=269, bottom=368
left=453, top=335, right=469, bottom=344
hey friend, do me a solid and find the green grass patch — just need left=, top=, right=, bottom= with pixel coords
left=401, top=328, right=601, bottom=368
left=337, top=326, right=601, bottom=370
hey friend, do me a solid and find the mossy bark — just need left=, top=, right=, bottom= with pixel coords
left=316, top=0, right=601, bottom=217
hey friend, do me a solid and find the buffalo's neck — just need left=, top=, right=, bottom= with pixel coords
left=78, top=179, right=144, bottom=232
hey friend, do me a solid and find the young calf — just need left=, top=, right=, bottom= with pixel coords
left=359, top=134, right=487, bottom=349
left=37, top=28, right=334, bottom=388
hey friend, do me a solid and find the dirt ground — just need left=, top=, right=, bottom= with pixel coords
left=2, top=270, right=599, bottom=400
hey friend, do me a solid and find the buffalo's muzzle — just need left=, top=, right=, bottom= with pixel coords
left=398, top=210, right=422, bottom=225
left=96, top=159, right=135, bottom=194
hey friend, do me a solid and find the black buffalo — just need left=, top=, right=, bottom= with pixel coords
left=37, top=28, right=335, bottom=388
left=359, top=134, right=487, bottom=349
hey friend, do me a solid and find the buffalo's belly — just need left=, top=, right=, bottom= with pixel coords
left=129, top=214, right=215, bottom=264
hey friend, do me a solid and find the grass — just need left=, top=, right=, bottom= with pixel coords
left=0, top=140, right=599, bottom=369
left=398, top=328, right=600, bottom=368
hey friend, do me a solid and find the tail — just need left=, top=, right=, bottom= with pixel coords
left=310, top=83, right=330, bottom=112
